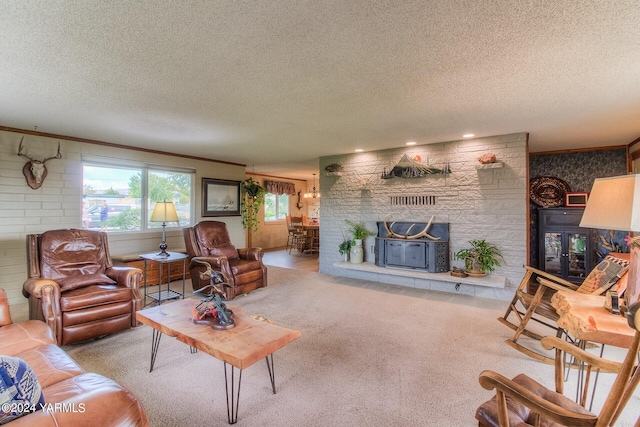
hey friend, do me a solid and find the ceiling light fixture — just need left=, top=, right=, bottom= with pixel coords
left=303, top=173, right=320, bottom=199
left=355, top=149, right=364, bottom=152
left=463, top=134, right=475, bottom=138
left=406, top=141, right=417, bottom=146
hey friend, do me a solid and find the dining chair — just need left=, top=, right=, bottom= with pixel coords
left=287, top=216, right=307, bottom=254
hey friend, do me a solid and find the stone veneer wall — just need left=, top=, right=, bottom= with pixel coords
left=318, top=132, right=529, bottom=300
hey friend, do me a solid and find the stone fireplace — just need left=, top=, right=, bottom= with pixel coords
left=319, top=132, right=528, bottom=300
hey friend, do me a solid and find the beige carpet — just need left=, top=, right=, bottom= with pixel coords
left=64, top=267, right=639, bottom=426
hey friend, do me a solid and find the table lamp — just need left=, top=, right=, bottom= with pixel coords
left=150, top=201, right=179, bottom=257
left=580, top=174, right=640, bottom=308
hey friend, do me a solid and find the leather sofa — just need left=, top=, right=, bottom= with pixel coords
left=0, top=288, right=149, bottom=426
left=22, top=229, right=143, bottom=346
left=183, top=221, right=267, bottom=300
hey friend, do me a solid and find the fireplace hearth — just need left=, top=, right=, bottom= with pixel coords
left=374, top=220, right=449, bottom=273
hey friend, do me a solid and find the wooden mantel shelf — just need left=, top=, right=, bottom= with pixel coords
left=333, top=262, right=505, bottom=288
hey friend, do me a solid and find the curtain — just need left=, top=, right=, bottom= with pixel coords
left=264, top=180, right=296, bottom=195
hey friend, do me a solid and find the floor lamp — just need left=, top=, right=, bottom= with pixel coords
left=580, top=174, right=640, bottom=309
left=150, top=201, right=179, bottom=258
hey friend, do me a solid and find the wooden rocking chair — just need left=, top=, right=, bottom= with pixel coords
left=498, top=253, right=630, bottom=363
left=476, top=301, right=640, bottom=427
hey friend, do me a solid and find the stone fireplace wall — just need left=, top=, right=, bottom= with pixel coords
left=318, top=132, right=528, bottom=300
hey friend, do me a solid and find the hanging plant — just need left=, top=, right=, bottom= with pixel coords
left=240, top=177, right=266, bottom=234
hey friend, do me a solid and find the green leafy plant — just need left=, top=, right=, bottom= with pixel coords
left=454, top=239, right=504, bottom=274
left=344, top=219, right=376, bottom=241
left=338, top=239, right=352, bottom=255
left=241, top=178, right=266, bottom=234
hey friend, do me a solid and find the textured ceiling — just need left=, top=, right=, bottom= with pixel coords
left=1, top=1, right=639, bottom=179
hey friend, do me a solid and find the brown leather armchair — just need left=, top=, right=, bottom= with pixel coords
left=23, top=229, right=143, bottom=345
left=183, top=221, right=267, bottom=300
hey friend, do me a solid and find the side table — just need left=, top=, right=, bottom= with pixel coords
left=140, top=252, right=188, bottom=306
left=551, top=290, right=635, bottom=348
left=551, top=290, right=637, bottom=408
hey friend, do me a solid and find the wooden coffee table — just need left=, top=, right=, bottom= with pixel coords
left=136, top=299, right=301, bottom=424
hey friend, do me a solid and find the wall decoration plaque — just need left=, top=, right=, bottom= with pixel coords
left=529, top=176, right=570, bottom=207
left=202, top=178, right=241, bottom=216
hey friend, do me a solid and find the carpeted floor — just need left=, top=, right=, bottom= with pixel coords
left=64, top=267, right=639, bottom=426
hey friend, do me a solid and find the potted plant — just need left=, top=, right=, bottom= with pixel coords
left=344, top=219, right=376, bottom=245
left=344, top=220, right=376, bottom=264
left=338, top=239, right=352, bottom=262
left=241, top=178, right=266, bottom=235
left=454, top=239, right=504, bottom=276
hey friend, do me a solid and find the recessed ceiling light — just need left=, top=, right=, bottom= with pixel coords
left=463, top=134, right=475, bottom=138
left=406, top=141, right=417, bottom=146
left=355, top=149, right=364, bottom=152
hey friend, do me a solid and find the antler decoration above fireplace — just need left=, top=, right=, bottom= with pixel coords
left=383, top=215, right=440, bottom=240
left=17, top=137, right=62, bottom=189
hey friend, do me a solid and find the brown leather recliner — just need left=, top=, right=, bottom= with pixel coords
left=23, top=229, right=143, bottom=346
left=183, top=221, right=267, bottom=300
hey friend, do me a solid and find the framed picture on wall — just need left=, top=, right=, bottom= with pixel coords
left=202, top=178, right=241, bottom=216
left=564, top=191, right=589, bottom=208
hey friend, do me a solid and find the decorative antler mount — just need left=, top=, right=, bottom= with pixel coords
left=383, top=215, right=440, bottom=240
left=17, top=137, right=62, bottom=189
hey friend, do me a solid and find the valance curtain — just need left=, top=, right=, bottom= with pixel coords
left=263, top=180, right=296, bottom=195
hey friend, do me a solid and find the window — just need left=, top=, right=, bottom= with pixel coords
left=264, top=193, right=289, bottom=221
left=82, top=162, right=194, bottom=232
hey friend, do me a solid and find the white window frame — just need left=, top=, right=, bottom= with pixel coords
left=82, top=157, right=195, bottom=232
left=264, top=193, right=289, bottom=222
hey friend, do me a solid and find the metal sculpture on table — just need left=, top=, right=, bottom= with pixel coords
left=192, top=260, right=235, bottom=330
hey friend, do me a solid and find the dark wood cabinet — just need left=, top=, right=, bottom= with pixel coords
left=538, top=208, right=594, bottom=284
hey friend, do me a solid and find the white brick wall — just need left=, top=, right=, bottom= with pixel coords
left=318, top=133, right=529, bottom=300
left=0, top=130, right=246, bottom=310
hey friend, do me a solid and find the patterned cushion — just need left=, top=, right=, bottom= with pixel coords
left=578, top=254, right=630, bottom=295
left=0, top=356, right=44, bottom=424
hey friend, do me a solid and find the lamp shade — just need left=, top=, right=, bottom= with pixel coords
left=579, top=175, right=640, bottom=231
left=150, top=201, right=179, bottom=223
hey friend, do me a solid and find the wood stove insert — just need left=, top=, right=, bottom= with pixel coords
left=374, top=220, right=449, bottom=273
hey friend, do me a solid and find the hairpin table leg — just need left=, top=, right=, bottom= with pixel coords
left=265, top=354, right=276, bottom=394
left=224, top=362, right=242, bottom=424
left=149, top=329, right=162, bottom=372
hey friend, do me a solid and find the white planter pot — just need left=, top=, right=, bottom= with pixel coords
left=350, top=241, right=364, bottom=264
